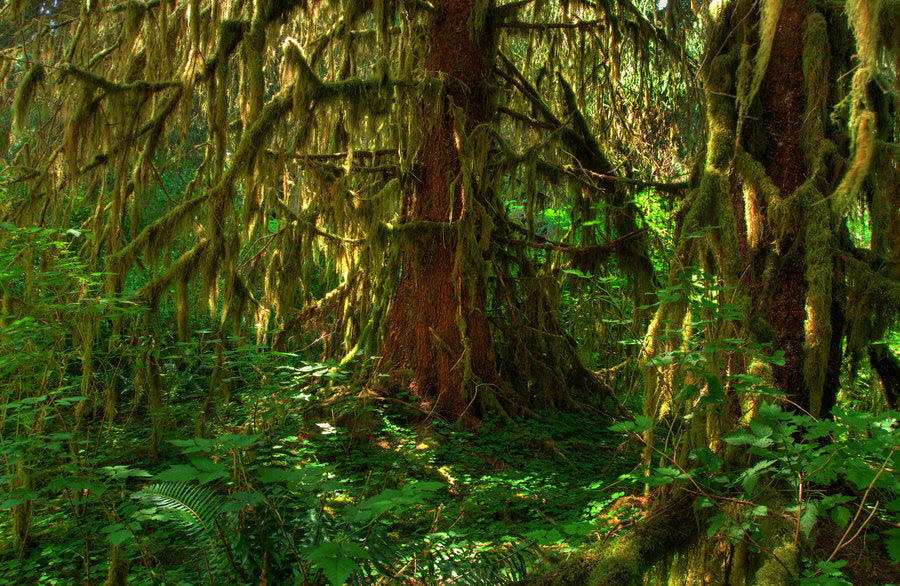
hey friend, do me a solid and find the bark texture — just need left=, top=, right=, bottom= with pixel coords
left=381, top=0, right=501, bottom=421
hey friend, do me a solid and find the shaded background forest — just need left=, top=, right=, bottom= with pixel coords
left=0, top=0, right=899, bottom=584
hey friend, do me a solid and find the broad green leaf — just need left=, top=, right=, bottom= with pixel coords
left=107, top=528, right=133, bottom=546
left=739, top=459, right=776, bottom=494
left=885, top=529, right=900, bottom=564
left=799, top=501, right=819, bottom=537
left=155, top=465, right=202, bottom=483
left=633, top=415, right=654, bottom=432
left=308, top=541, right=368, bottom=586
left=831, top=506, right=851, bottom=529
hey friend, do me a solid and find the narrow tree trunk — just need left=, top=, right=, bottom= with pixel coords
left=380, top=0, right=502, bottom=421
left=868, top=344, right=900, bottom=409
left=756, top=0, right=814, bottom=412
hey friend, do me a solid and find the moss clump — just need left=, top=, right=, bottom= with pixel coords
left=217, top=19, right=245, bottom=61
left=527, top=496, right=698, bottom=585
left=12, top=63, right=44, bottom=133
left=741, top=0, right=782, bottom=112
left=753, top=542, right=800, bottom=585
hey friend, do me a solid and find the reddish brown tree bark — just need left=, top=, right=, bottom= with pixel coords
left=380, top=0, right=501, bottom=421
left=756, top=0, right=814, bottom=412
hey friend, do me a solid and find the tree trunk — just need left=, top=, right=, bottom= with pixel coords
left=868, top=344, right=900, bottom=409
left=757, top=0, right=813, bottom=411
left=380, top=0, right=502, bottom=421
left=534, top=0, right=882, bottom=582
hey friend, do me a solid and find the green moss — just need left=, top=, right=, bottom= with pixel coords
left=743, top=0, right=782, bottom=111
left=747, top=314, right=775, bottom=345
left=103, top=545, right=129, bottom=585
left=801, top=13, right=830, bottom=165
left=803, top=188, right=833, bottom=417
left=705, top=52, right=738, bottom=172
left=833, top=109, right=875, bottom=218
left=217, top=19, right=245, bottom=61
left=753, top=542, right=799, bottom=585
left=587, top=497, right=698, bottom=585
left=847, top=0, right=883, bottom=68
left=12, top=63, right=44, bottom=133
left=526, top=497, right=698, bottom=585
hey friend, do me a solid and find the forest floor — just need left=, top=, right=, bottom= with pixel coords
left=1, top=377, right=641, bottom=584
left=216, top=396, right=642, bottom=582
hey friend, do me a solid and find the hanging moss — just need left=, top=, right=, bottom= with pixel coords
left=12, top=63, right=45, bottom=134
left=832, top=109, right=876, bottom=218
left=742, top=0, right=782, bottom=112
left=736, top=148, right=781, bottom=250
left=283, top=37, right=322, bottom=111
left=848, top=0, right=884, bottom=68
left=803, top=187, right=833, bottom=417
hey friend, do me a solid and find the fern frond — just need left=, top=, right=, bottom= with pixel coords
left=134, top=482, right=226, bottom=541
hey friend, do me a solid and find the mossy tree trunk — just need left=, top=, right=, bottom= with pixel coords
left=380, top=0, right=503, bottom=422
left=532, top=0, right=900, bottom=582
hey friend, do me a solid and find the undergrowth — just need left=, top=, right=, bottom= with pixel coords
left=0, top=346, right=634, bottom=585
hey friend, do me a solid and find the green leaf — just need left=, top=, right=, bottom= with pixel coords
left=308, top=541, right=367, bottom=586
left=132, top=482, right=225, bottom=544
left=739, top=459, right=776, bottom=494
left=885, top=529, right=900, bottom=564
left=831, top=506, right=851, bottom=529
left=609, top=420, right=636, bottom=433
left=216, top=433, right=261, bottom=449
left=676, top=384, right=700, bottom=400
left=724, top=430, right=773, bottom=449
left=188, top=457, right=229, bottom=484
left=101, top=466, right=152, bottom=480
left=155, top=465, right=202, bottom=483
left=749, top=420, right=773, bottom=439
left=524, top=528, right=563, bottom=544
left=107, top=528, right=133, bottom=546
left=632, top=415, right=654, bottom=432
left=706, top=513, right=726, bottom=537
left=798, top=501, right=819, bottom=537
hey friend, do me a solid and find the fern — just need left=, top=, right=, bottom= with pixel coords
left=133, top=482, right=236, bottom=580
left=133, top=480, right=231, bottom=571
left=134, top=482, right=226, bottom=539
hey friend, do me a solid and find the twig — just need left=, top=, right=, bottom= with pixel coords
left=823, top=446, right=897, bottom=566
